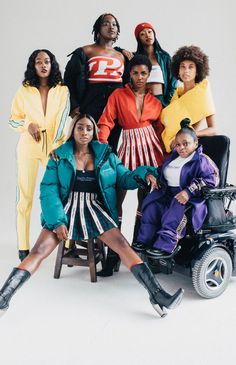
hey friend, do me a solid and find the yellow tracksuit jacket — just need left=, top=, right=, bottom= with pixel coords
left=9, top=84, right=70, bottom=250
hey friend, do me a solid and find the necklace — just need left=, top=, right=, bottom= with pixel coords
left=74, top=151, right=91, bottom=173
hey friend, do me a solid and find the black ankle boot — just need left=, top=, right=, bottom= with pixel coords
left=18, top=250, right=30, bottom=262
left=97, top=248, right=121, bottom=277
left=131, top=263, right=184, bottom=317
left=0, top=268, right=31, bottom=315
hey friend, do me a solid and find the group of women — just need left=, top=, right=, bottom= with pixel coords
left=0, top=13, right=218, bottom=318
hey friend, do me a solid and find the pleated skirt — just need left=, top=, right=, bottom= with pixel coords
left=64, top=191, right=117, bottom=240
left=118, top=125, right=164, bottom=170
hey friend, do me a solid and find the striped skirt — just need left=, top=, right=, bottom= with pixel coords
left=118, top=125, right=164, bottom=170
left=64, top=191, right=117, bottom=240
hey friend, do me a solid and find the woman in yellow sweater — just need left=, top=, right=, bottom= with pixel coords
left=9, top=49, right=70, bottom=261
left=161, top=45, right=217, bottom=152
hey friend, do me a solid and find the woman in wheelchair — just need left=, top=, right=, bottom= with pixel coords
left=134, top=118, right=220, bottom=258
left=0, top=114, right=184, bottom=318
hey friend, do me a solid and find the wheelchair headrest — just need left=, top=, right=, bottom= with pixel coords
left=199, top=135, right=230, bottom=188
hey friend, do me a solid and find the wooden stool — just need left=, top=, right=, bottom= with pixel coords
left=54, top=239, right=106, bottom=282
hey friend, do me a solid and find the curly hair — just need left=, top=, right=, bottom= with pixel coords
left=171, top=45, right=209, bottom=83
left=92, top=13, right=120, bottom=43
left=22, top=49, right=62, bottom=88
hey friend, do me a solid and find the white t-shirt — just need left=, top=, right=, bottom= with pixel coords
left=163, top=152, right=195, bottom=187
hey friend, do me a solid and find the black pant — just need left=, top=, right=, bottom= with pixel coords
left=80, top=82, right=122, bottom=154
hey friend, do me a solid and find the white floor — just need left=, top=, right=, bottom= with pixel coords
left=0, top=238, right=236, bottom=365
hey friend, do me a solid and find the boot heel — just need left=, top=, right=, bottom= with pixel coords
left=114, top=259, right=121, bottom=272
left=130, top=263, right=184, bottom=317
left=167, top=288, right=184, bottom=310
left=151, top=302, right=167, bottom=318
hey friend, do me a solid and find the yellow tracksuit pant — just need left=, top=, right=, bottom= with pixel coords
left=16, top=134, right=50, bottom=250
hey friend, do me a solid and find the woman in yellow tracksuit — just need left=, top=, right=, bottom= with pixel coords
left=9, top=49, right=70, bottom=261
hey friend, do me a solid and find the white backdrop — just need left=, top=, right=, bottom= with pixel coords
left=0, top=0, right=236, bottom=247
left=0, top=3, right=236, bottom=365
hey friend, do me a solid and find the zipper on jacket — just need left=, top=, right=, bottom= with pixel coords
left=96, top=146, right=113, bottom=213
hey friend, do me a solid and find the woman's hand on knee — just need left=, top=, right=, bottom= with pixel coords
left=55, top=225, right=68, bottom=241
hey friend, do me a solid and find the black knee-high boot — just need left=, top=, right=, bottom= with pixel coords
left=0, top=268, right=31, bottom=315
left=132, top=213, right=142, bottom=245
left=132, top=187, right=147, bottom=245
left=131, top=262, right=184, bottom=317
left=97, top=247, right=120, bottom=277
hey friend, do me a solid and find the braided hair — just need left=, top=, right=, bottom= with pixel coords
left=92, top=13, right=120, bottom=43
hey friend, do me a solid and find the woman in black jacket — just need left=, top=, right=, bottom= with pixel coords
left=64, top=13, right=131, bottom=154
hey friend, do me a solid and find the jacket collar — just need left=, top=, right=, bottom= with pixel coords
left=55, top=140, right=111, bottom=169
left=90, top=140, right=112, bottom=168
left=163, top=144, right=203, bottom=168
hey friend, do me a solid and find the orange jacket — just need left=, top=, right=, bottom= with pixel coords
left=98, top=84, right=163, bottom=143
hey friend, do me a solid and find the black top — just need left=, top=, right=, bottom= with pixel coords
left=73, top=170, right=99, bottom=193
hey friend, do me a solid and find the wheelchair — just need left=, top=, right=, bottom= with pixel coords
left=137, top=135, right=236, bottom=299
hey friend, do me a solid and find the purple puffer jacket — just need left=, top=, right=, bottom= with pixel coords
left=141, top=145, right=220, bottom=231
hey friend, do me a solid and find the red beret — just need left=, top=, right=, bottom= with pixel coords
left=134, top=22, right=156, bottom=40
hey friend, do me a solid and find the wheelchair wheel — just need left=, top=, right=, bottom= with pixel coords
left=192, top=247, right=232, bottom=299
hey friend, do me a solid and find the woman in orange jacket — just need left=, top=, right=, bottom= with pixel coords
left=97, top=54, right=165, bottom=275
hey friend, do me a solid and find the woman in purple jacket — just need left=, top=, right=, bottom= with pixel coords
left=134, top=118, right=219, bottom=257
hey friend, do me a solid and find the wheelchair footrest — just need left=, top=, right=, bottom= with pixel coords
left=146, top=257, right=175, bottom=274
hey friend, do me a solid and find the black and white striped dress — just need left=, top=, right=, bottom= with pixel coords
left=64, top=170, right=117, bottom=240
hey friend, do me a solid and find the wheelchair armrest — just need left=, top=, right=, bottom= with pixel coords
left=202, top=185, right=236, bottom=200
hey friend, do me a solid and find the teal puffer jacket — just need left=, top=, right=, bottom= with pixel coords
left=40, top=140, right=156, bottom=230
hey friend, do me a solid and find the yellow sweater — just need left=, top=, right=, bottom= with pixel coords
left=9, top=84, right=70, bottom=148
left=161, top=79, right=215, bottom=152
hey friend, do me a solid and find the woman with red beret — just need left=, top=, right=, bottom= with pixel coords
left=134, top=22, right=177, bottom=107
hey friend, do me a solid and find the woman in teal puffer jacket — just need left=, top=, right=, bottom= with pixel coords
left=0, top=114, right=183, bottom=318
left=40, top=133, right=150, bottom=232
